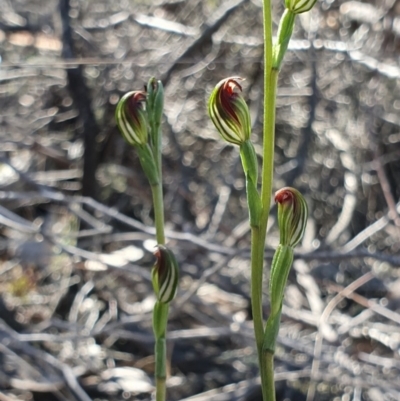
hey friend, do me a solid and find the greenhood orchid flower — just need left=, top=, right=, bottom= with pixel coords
left=275, top=187, right=308, bottom=248
left=115, top=91, right=148, bottom=146
left=208, top=77, right=251, bottom=146
left=152, top=245, right=179, bottom=304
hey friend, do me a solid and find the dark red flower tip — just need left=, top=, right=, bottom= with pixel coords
left=125, top=91, right=146, bottom=125
left=154, top=246, right=166, bottom=278
left=218, top=78, right=243, bottom=124
left=275, top=188, right=294, bottom=205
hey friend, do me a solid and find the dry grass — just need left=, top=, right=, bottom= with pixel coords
left=1, top=0, right=400, bottom=400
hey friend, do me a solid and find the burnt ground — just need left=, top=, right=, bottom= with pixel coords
left=1, top=0, right=400, bottom=400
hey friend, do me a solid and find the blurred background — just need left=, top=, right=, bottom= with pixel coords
left=1, top=0, right=400, bottom=400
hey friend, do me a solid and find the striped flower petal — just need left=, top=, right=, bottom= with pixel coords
left=208, top=77, right=251, bottom=146
left=152, top=245, right=179, bottom=304
left=285, top=0, right=318, bottom=14
left=115, top=91, right=148, bottom=146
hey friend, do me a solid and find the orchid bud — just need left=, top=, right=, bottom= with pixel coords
left=115, top=91, right=148, bottom=146
left=208, top=77, right=251, bottom=146
left=285, top=0, right=317, bottom=14
left=146, top=77, right=164, bottom=130
left=275, top=187, right=308, bottom=248
left=151, top=245, right=179, bottom=304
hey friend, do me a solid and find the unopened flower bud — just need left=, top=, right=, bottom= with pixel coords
left=151, top=245, right=179, bottom=304
left=115, top=91, right=148, bottom=146
left=208, top=77, right=251, bottom=146
left=146, top=77, right=164, bottom=129
left=275, top=187, right=308, bottom=248
left=285, top=0, right=317, bottom=14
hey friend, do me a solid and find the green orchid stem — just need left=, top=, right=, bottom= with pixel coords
left=151, top=183, right=166, bottom=245
left=250, top=225, right=268, bottom=399
left=150, top=99, right=166, bottom=246
left=156, top=375, right=166, bottom=401
left=155, top=335, right=167, bottom=401
left=265, top=351, right=276, bottom=401
left=250, top=67, right=278, bottom=399
left=249, top=1, right=280, bottom=400
left=152, top=151, right=167, bottom=401
left=153, top=302, right=169, bottom=401
left=260, top=72, right=279, bottom=215
left=261, top=0, right=279, bottom=239
left=150, top=83, right=167, bottom=401
left=260, top=58, right=279, bottom=401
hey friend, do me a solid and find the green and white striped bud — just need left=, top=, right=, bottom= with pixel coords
left=275, top=187, right=308, bottom=248
left=263, top=189, right=308, bottom=354
left=285, top=0, right=318, bottom=14
left=115, top=91, right=148, bottom=146
left=208, top=77, right=251, bottom=146
left=151, top=245, right=179, bottom=304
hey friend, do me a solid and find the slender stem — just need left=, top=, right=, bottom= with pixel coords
left=265, top=350, right=276, bottom=401
left=156, top=377, right=166, bottom=401
left=262, top=0, right=273, bottom=79
left=250, top=1, right=279, bottom=400
left=151, top=183, right=165, bottom=245
left=250, top=227, right=264, bottom=350
left=250, top=61, right=279, bottom=393
left=153, top=302, right=169, bottom=401
left=155, top=335, right=167, bottom=401
left=152, top=163, right=166, bottom=401
left=151, top=89, right=167, bottom=401
left=260, top=0, right=278, bottom=217
left=261, top=70, right=278, bottom=225
left=152, top=118, right=162, bottom=177
left=151, top=107, right=165, bottom=246
left=250, top=226, right=268, bottom=400
left=258, top=59, right=279, bottom=401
